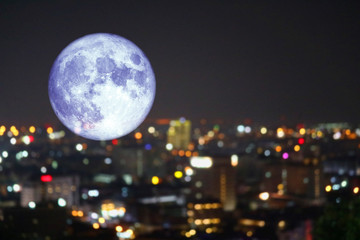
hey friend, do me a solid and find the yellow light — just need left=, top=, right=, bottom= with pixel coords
left=148, top=126, right=155, bottom=134
left=194, top=219, right=202, bottom=225
left=259, top=192, right=269, bottom=201
left=77, top=210, right=83, bottom=217
left=194, top=204, right=201, bottom=210
left=206, top=228, right=212, bottom=234
left=277, top=128, right=285, bottom=138
left=29, top=126, right=36, bottom=133
left=354, top=187, right=359, bottom=194
left=98, top=217, right=105, bottom=224
left=325, top=185, right=332, bottom=192
left=152, top=176, right=159, bottom=185
left=47, top=127, right=53, bottom=134
left=277, top=184, right=284, bottom=190
left=72, top=210, right=78, bottom=217
left=174, top=171, right=183, bottom=179
left=185, top=151, right=192, bottom=157
left=115, top=225, right=123, bottom=232
left=93, top=223, right=100, bottom=229
left=299, top=128, right=306, bottom=135
left=203, top=219, right=210, bottom=225
left=278, top=220, right=285, bottom=228
left=275, top=146, right=282, bottom=152
left=134, top=132, right=142, bottom=140
left=294, top=145, right=300, bottom=152
left=0, top=125, right=5, bottom=132
left=185, top=232, right=191, bottom=238
left=260, top=127, right=267, bottom=134
left=189, top=229, right=196, bottom=236
left=317, top=131, right=323, bottom=138
left=246, top=231, right=253, bottom=237
left=211, top=218, right=221, bottom=224
left=187, top=210, right=194, bottom=217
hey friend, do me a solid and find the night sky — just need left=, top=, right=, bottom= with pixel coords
left=0, top=0, right=360, bottom=126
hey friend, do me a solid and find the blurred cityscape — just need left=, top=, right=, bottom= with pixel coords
left=0, top=117, right=360, bottom=239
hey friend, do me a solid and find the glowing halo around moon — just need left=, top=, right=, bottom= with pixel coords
left=48, top=33, right=156, bottom=141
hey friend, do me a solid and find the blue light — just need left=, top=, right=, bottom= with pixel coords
left=179, top=117, right=186, bottom=123
left=145, top=144, right=152, bottom=150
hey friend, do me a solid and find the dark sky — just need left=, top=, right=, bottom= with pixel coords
left=0, top=0, right=360, bottom=126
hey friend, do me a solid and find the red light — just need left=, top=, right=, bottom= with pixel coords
left=41, top=175, right=53, bottom=182
left=112, top=139, right=118, bottom=145
left=298, top=138, right=305, bottom=145
left=29, top=135, right=34, bottom=143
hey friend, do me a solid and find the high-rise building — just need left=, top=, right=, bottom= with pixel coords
left=167, top=118, right=191, bottom=150
left=190, top=155, right=237, bottom=211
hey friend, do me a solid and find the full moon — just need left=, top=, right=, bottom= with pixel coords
left=48, top=33, right=156, bottom=140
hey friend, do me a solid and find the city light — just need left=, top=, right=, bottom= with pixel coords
left=231, top=154, right=238, bottom=167
left=174, top=171, right=183, bottom=179
left=58, top=198, right=67, bottom=207
left=134, top=132, right=142, bottom=140
left=152, top=176, right=160, bottom=185
left=98, top=217, right=105, bottom=224
left=259, top=192, right=270, bottom=201
left=165, top=143, right=173, bottom=151
left=298, top=138, right=305, bottom=145
left=29, top=126, right=36, bottom=133
left=277, top=128, right=285, bottom=138
left=237, top=125, right=245, bottom=133
left=2, top=151, right=8, bottom=158
left=260, top=127, right=267, bottom=134
left=333, top=131, right=341, bottom=140
left=10, top=137, right=16, bottom=145
left=185, top=166, right=194, bottom=176
left=148, top=126, right=155, bottom=134
left=28, top=201, right=36, bottom=209
left=41, top=175, right=53, bottom=182
left=354, top=187, right=359, bottom=194
left=88, top=189, right=99, bottom=197
left=190, top=156, right=213, bottom=168
left=278, top=220, right=286, bottom=228
left=13, top=184, right=21, bottom=192
left=299, top=128, right=306, bottom=135
left=282, top=152, right=289, bottom=160
left=75, top=143, right=83, bottom=151
left=116, top=225, right=123, bottom=232
left=325, top=185, right=332, bottom=192
left=47, top=127, right=54, bottom=134
left=92, top=223, right=100, bottom=229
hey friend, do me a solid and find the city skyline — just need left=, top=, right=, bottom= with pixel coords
left=1, top=1, right=360, bottom=125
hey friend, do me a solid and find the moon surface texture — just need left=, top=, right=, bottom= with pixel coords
left=48, top=33, right=156, bottom=140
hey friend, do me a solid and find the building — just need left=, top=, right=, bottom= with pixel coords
left=167, top=118, right=191, bottom=150
left=21, top=175, right=80, bottom=208
left=190, top=155, right=237, bottom=211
